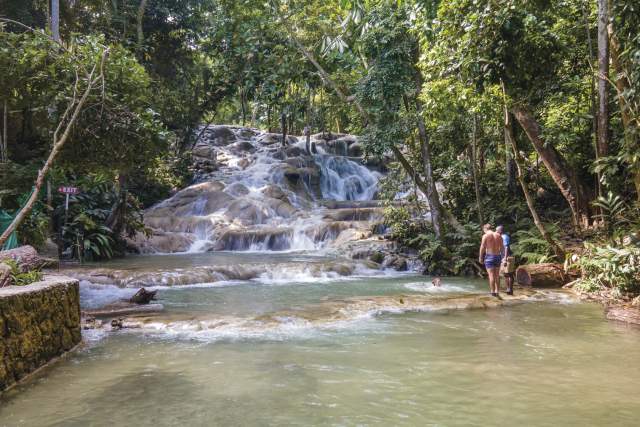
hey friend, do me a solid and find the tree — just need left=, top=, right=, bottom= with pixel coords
left=0, top=31, right=110, bottom=248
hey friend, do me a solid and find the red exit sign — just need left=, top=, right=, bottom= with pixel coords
left=58, top=186, right=80, bottom=194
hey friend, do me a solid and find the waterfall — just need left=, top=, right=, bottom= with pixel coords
left=315, top=154, right=380, bottom=201
left=140, top=126, right=386, bottom=254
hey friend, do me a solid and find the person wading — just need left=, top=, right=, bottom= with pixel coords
left=497, top=225, right=515, bottom=295
left=479, top=224, right=505, bottom=297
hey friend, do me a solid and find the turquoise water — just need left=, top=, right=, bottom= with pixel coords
left=1, top=254, right=639, bottom=426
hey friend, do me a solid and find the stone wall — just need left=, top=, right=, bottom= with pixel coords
left=0, top=276, right=81, bottom=393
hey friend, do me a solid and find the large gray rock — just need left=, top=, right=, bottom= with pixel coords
left=203, top=125, right=237, bottom=146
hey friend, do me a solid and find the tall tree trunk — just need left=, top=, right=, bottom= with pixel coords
left=504, top=110, right=565, bottom=259
left=470, top=114, right=484, bottom=225
left=511, top=105, right=592, bottom=230
left=51, top=0, right=60, bottom=42
left=597, top=0, right=610, bottom=159
left=137, top=0, right=148, bottom=51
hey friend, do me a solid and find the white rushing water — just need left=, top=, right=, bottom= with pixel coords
left=136, top=126, right=386, bottom=254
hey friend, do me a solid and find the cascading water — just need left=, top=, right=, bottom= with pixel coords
left=315, top=154, right=380, bottom=201
left=135, top=125, right=386, bottom=254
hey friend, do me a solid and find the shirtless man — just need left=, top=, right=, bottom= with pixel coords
left=479, top=224, right=505, bottom=297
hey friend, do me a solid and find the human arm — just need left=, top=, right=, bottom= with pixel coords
left=479, top=235, right=486, bottom=263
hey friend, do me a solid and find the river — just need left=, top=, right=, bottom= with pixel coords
left=1, top=252, right=640, bottom=426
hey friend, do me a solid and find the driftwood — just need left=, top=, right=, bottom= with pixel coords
left=516, top=263, right=573, bottom=288
left=0, top=245, right=57, bottom=272
left=129, top=287, right=157, bottom=304
left=605, top=306, right=640, bottom=326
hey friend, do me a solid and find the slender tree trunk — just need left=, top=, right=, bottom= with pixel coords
left=137, top=0, right=148, bottom=51
left=583, top=1, right=603, bottom=205
left=470, top=114, right=484, bottom=225
left=1, top=100, right=7, bottom=163
left=511, top=105, right=592, bottom=230
left=597, top=0, right=610, bottom=159
left=267, top=105, right=272, bottom=133
left=0, top=50, right=109, bottom=248
left=281, top=112, right=287, bottom=147
left=504, top=109, right=565, bottom=259
left=51, top=0, right=60, bottom=42
left=240, top=88, right=246, bottom=126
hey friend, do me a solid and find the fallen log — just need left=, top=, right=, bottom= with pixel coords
left=605, top=306, right=640, bottom=326
left=516, top=263, right=573, bottom=288
left=0, top=245, right=58, bottom=272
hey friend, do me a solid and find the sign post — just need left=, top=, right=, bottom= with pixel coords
left=58, top=186, right=80, bottom=249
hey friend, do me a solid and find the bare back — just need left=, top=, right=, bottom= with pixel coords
left=481, top=232, right=504, bottom=255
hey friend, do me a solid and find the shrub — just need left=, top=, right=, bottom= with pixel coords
left=570, top=243, right=640, bottom=296
left=2, top=259, right=43, bottom=286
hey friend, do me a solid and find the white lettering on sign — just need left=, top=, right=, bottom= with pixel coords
left=58, top=186, right=80, bottom=194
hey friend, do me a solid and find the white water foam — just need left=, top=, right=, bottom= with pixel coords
left=403, top=281, right=472, bottom=294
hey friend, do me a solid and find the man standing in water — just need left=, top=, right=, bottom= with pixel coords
left=497, top=225, right=515, bottom=295
left=479, top=224, right=505, bottom=297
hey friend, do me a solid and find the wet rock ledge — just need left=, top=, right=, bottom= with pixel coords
left=0, top=275, right=81, bottom=394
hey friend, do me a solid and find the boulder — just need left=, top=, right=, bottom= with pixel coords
left=262, top=185, right=290, bottom=202
left=285, top=146, right=306, bottom=157
left=225, top=182, right=250, bottom=197
left=205, top=125, right=237, bottom=146
left=133, top=230, right=196, bottom=253
left=348, top=142, right=364, bottom=157
left=192, top=143, right=218, bottom=161
left=129, top=288, right=157, bottom=305
left=235, top=127, right=259, bottom=140
left=224, top=199, right=269, bottom=225
left=383, top=255, right=408, bottom=271
left=229, top=140, right=256, bottom=154
left=257, top=133, right=281, bottom=145
left=0, top=245, right=57, bottom=272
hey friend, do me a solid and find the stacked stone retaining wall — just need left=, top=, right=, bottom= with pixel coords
left=0, top=276, right=81, bottom=393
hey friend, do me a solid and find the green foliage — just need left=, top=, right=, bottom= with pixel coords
left=593, top=192, right=629, bottom=240
left=54, top=174, right=145, bottom=261
left=385, top=206, right=483, bottom=275
left=511, top=223, right=560, bottom=264
left=571, top=243, right=640, bottom=296
left=2, top=259, right=43, bottom=287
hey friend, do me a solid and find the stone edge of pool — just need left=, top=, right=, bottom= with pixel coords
left=0, top=275, right=81, bottom=395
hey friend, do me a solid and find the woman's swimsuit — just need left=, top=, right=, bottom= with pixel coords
left=484, top=254, right=502, bottom=269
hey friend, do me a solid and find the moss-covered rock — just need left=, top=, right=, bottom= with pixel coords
left=0, top=276, right=80, bottom=393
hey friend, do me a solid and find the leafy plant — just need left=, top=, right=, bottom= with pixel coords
left=592, top=192, right=629, bottom=242
left=2, top=259, right=43, bottom=286
left=511, top=224, right=561, bottom=264
left=570, top=243, right=640, bottom=296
